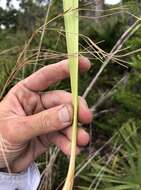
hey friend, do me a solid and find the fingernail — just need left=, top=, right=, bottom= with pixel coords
left=59, top=105, right=71, bottom=124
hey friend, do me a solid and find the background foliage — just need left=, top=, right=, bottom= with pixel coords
left=1, top=0, right=141, bottom=189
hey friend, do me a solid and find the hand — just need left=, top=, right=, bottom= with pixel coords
left=0, top=57, right=92, bottom=173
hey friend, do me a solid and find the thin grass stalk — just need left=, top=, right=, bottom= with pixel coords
left=33, top=1, right=51, bottom=72
left=83, top=20, right=140, bottom=99
left=0, top=12, right=63, bottom=99
left=62, top=1, right=79, bottom=190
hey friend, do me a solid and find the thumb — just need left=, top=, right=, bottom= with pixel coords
left=14, top=104, right=73, bottom=142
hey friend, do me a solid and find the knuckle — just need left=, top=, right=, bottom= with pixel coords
left=40, top=112, right=51, bottom=130
left=39, top=105, right=73, bottom=133
left=59, top=63, right=68, bottom=77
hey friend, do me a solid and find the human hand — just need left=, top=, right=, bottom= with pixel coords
left=0, top=57, right=92, bottom=173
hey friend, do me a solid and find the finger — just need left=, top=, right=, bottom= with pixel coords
left=21, top=57, right=91, bottom=91
left=9, top=104, right=73, bottom=143
left=62, top=127, right=90, bottom=146
left=48, top=132, right=80, bottom=156
left=41, top=90, right=93, bottom=124
left=34, top=132, right=80, bottom=157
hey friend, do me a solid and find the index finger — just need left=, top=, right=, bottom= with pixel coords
left=21, top=57, right=91, bottom=91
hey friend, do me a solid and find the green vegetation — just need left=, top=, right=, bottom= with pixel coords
left=1, top=0, right=141, bottom=189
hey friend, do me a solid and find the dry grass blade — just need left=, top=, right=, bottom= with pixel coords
left=33, top=1, right=52, bottom=72
left=38, top=148, right=59, bottom=190
left=83, top=20, right=140, bottom=99
left=90, top=73, right=129, bottom=112
left=0, top=12, right=63, bottom=98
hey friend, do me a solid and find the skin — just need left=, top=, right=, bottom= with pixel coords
left=0, top=57, right=93, bottom=173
